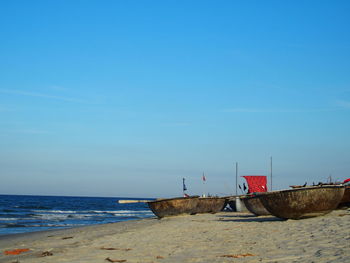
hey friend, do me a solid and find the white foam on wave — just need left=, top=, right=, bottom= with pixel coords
left=32, top=210, right=77, bottom=214
left=31, top=214, right=71, bottom=220
left=96, top=210, right=154, bottom=217
left=27, top=209, right=153, bottom=221
left=113, top=213, right=151, bottom=217
left=31, top=209, right=152, bottom=214
left=49, top=210, right=78, bottom=213
left=29, top=223, right=85, bottom=227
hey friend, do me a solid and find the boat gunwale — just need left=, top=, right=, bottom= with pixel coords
left=147, top=196, right=199, bottom=204
left=257, top=185, right=345, bottom=196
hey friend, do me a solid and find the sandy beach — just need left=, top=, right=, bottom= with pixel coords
left=0, top=209, right=349, bottom=263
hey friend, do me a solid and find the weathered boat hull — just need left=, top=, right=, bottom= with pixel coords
left=258, top=186, right=345, bottom=220
left=147, top=197, right=199, bottom=218
left=338, top=186, right=350, bottom=208
left=242, top=195, right=270, bottom=216
left=194, top=197, right=227, bottom=214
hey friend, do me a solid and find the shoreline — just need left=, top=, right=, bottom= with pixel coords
left=0, top=216, right=157, bottom=241
left=1, top=209, right=349, bottom=263
left=0, top=216, right=158, bottom=246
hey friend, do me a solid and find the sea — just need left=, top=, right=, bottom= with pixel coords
left=0, top=194, right=154, bottom=236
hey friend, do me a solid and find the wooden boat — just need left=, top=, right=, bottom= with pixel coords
left=338, top=186, right=350, bottom=208
left=194, top=197, right=227, bottom=214
left=147, top=196, right=199, bottom=218
left=241, top=194, right=270, bottom=216
left=257, top=185, right=345, bottom=220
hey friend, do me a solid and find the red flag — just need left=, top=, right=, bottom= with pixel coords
left=242, top=175, right=268, bottom=193
left=343, top=178, right=350, bottom=184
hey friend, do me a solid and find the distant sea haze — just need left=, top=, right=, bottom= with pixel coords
left=0, top=195, right=154, bottom=236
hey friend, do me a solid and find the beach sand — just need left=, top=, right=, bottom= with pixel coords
left=0, top=209, right=349, bottom=263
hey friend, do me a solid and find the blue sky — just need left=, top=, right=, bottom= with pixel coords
left=0, top=1, right=349, bottom=198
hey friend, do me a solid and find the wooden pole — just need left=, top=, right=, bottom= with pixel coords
left=235, top=162, right=238, bottom=196
left=270, top=156, right=273, bottom=191
left=202, top=172, right=206, bottom=197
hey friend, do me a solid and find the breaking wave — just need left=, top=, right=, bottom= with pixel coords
left=0, top=195, right=154, bottom=235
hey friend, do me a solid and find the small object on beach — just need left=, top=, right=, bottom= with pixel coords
left=62, top=236, right=74, bottom=240
left=100, top=247, right=132, bottom=251
left=105, top=257, right=127, bottom=262
left=40, top=251, right=53, bottom=257
left=219, top=253, right=255, bottom=258
left=156, top=256, right=164, bottom=259
left=4, top=248, right=30, bottom=255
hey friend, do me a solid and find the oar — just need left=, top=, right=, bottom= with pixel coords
left=118, top=200, right=153, bottom=204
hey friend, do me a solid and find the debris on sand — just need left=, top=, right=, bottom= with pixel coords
left=105, top=257, right=127, bottom=262
left=4, top=249, right=30, bottom=255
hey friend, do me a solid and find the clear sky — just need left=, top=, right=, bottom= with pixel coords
left=1, top=1, right=349, bottom=198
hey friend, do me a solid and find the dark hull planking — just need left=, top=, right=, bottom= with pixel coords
left=338, top=186, right=350, bottom=208
left=194, top=197, right=227, bottom=214
left=242, top=195, right=270, bottom=216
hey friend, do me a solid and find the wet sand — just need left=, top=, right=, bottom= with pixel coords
left=0, top=208, right=349, bottom=263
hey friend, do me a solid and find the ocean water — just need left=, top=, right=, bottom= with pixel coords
left=0, top=195, right=154, bottom=236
